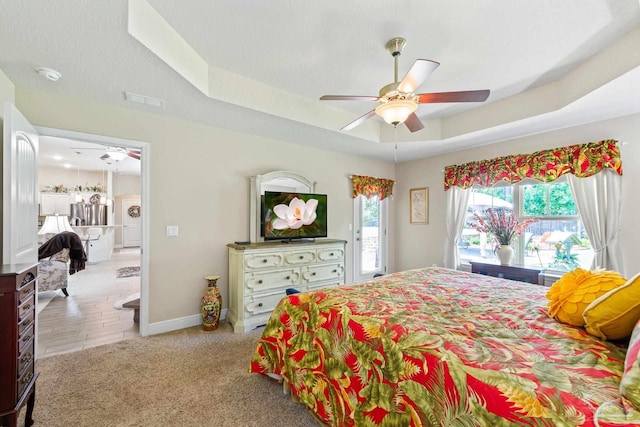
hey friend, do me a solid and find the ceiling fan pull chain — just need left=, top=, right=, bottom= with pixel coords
left=394, top=126, right=398, bottom=164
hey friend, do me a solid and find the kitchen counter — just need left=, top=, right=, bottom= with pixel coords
left=72, top=226, right=116, bottom=263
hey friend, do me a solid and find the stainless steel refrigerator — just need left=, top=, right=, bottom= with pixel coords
left=69, top=203, right=107, bottom=226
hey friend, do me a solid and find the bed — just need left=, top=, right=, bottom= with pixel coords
left=250, top=267, right=639, bottom=426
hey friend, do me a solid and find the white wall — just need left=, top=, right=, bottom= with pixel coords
left=395, top=113, right=640, bottom=278
left=14, top=87, right=396, bottom=327
left=0, top=69, right=15, bottom=116
left=39, top=165, right=104, bottom=192
left=112, top=175, right=142, bottom=247
left=113, top=174, right=140, bottom=196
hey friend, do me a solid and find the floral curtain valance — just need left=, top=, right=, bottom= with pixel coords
left=352, top=175, right=395, bottom=200
left=444, top=139, right=622, bottom=190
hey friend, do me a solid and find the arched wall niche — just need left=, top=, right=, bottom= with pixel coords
left=249, top=171, right=316, bottom=242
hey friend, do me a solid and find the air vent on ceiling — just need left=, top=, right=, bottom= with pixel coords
left=124, top=91, right=164, bottom=108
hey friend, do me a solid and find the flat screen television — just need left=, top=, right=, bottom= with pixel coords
left=262, top=191, right=327, bottom=241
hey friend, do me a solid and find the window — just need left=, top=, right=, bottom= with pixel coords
left=460, top=181, right=593, bottom=271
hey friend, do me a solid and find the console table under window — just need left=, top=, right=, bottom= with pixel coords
left=470, top=261, right=543, bottom=285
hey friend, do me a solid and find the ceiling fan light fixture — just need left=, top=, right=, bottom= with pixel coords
left=107, top=151, right=127, bottom=161
left=375, top=99, right=417, bottom=126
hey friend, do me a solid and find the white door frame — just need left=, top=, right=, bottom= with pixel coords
left=36, top=126, right=151, bottom=337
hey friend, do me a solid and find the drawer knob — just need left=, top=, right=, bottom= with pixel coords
left=21, top=372, right=33, bottom=385
left=257, top=302, right=263, bottom=307
left=22, top=334, right=32, bottom=343
left=257, top=280, right=263, bottom=284
left=330, top=252, right=334, bottom=256
left=22, top=319, right=32, bottom=328
left=299, top=255, right=304, bottom=259
left=332, top=269, right=337, bottom=273
left=262, top=259, right=268, bottom=263
left=312, top=272, right=316, bottom=276
left=20, top=352, right=33, bottom=365
left=23, top=303, right=31, bottom=310
left=285, top=275, right=291, bottom=280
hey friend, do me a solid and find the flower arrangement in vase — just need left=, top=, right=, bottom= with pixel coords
left=468, top=208, right=538, bottom=265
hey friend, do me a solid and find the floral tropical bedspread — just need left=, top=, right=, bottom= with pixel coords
left=250, top=267, right=632, bottom=427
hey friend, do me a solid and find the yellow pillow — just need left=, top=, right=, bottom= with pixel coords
left=583, top=273, right=640, bottom=340
left=546, top=268, right=626, bottom=327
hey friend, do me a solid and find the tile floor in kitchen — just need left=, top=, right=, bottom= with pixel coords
left=36, top=247, right=141, bottom=358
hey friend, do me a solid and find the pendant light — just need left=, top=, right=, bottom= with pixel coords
left=74, top=152, right=83, bottom=203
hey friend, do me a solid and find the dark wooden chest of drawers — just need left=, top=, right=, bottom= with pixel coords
left=0, top=264, right=38, bottom=427
left=470, top=261, right=543, bottom=285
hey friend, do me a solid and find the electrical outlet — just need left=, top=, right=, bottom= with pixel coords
left=166, top=225, right=179, bottom=237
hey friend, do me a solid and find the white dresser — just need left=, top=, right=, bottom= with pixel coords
left=227, top=239, right=347, bottom=333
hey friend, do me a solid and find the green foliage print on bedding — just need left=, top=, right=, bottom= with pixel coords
left=250, top=267, right=628, bottom=427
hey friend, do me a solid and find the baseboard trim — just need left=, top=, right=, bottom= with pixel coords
left=146, top=308, right=228, bottom=336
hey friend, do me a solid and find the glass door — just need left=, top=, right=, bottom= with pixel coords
left=353, top=195, right=387, bottom=282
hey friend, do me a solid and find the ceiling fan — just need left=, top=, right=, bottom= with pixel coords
left=70, top=145, right=141, bottom=162
left=320, top=37, right=491, bottom=133
left=99, top=147, right=140, bottom=162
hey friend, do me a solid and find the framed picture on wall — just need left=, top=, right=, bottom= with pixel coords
left=410, top=187, right=429, bottom=224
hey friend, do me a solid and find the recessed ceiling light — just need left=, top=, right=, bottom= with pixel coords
left=36, top=67, right=62, bottom=82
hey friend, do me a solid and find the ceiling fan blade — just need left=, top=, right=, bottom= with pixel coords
left=320, top=95, right=379, bottom=101
left=417, top=89, right=490, bottom=104
left=341, top=110, right=376, bottom=131
left=127, top=150, right=141, bottom=160
left=397, top=59, right=440, bottom=93
left=404, top=113, right=424, bottom=133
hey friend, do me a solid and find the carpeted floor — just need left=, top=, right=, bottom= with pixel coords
left=116, top=266, right=140, bottom=278
left=21, top=323, right=318, bottom=427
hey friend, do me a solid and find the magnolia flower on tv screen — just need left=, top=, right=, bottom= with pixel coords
left=272, top=197, right=318, bottom=230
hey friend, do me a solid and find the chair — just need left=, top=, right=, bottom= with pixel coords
left=38, top=231, right=87, bottom=295
left=38, top=248, right=69, bottom=296
left=83, top=227, right=102, bottom=260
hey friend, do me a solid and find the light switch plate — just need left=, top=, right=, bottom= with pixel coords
left=166, top=225, right=179, bottom=237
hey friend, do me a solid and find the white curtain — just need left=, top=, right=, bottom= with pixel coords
left=443, top=186, right=471, bottom=269
left=567, top=169, right=624, bottom=273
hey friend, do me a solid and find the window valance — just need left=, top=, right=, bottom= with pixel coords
left=444, top=139, right=622, bottom=190
left=352, top=175, right=395, bottom=200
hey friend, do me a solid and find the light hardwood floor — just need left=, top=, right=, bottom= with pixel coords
left=36, top=248, right=141, bottom=358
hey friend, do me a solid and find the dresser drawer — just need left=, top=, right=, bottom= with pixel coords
left=17, top=362, right=35, bottom=399
left=18, top=281, right=35, bottom=305
left=317, top=247, right=344, bottom=262
left=284, top=250, right=316, bottom=265
left=245, top=268, right=300, bottom=294
left=244, top=253, right=284, bottom=270
left=18, top=294, right=35, bottom=321
left=18, top=311, right=34, bottom=336
left=17, top=345, right=34, bottom=375
left=302, top=263, right=344, bottom=284
left=18, top=325, right=35, bottom=354
left=244, top=291, right=287, bottom=317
